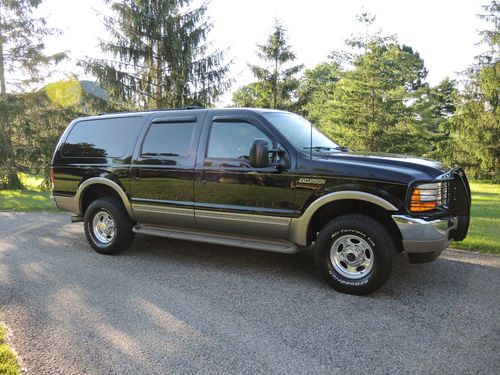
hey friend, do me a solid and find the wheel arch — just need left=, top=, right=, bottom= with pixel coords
left=76, top=178, right=135, bottom=220
left=289, top=191, right=402, bottom=249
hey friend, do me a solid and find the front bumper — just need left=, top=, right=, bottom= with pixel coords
left=392, top=215, right=458, bottom=263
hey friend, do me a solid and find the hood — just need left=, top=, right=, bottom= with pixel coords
left=309, top=151, right=451, bottom=184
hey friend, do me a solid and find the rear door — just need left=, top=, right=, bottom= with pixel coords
left=129, top=111, right=206, bottom=228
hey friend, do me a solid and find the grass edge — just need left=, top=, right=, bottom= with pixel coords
left=0, top=322, right=22, bottom=375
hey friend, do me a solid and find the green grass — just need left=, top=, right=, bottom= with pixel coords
left=0, top=324, right=21, bottom=375
left=17, top=173, right=47, bottom=191
left=0, top=190, right=56, bottom=212
left=451, top=182, right=500, bottom=254
left=0, top=173, right=57, bottom=212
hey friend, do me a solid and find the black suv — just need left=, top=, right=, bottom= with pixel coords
left=51, top=108, right=471, bottom=294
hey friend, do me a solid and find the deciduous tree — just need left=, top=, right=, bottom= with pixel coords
left=0, top=0, right=65, bottom=187
left=296, top=61, right=341, bottom=126
left=0, top=81, right=116, bottom=189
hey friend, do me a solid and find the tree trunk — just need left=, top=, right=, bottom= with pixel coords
left=7, top=169, right=22, bottom=189
left=4, top=136, right=22, bottom=188
left=0, top=6, right=6, bottom=95
left=273, top=58, right=278, bottom=109
left=3, top=122, right=22, bottom=188
left=154, top=1, right=163, bottom=109
left=156, top=51, right=163, bottom=108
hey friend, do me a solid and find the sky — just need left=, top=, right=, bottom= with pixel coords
left=38, top=0, right=487, bottom=105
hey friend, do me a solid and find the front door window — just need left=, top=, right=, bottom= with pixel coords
left=207, top=121, right=272, bottom=162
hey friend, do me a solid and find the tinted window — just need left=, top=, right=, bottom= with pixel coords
left=207, top=121, right=272, bottom=159
left=142, top=122, right=196, bottom=157
left=263, top=112, right=339, bottom=153
left=62, top=117, right=142, bottom=158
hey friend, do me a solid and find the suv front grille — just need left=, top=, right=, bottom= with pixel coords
left=438, top=180, right=450, bottom=208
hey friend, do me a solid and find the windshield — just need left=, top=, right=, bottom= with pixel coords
left=263, top=112, right=340, bottom=153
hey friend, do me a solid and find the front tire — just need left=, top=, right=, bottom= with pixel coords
left=84, top=197, right=134, bottom=255
left=314, top=214, right=395, bottom=295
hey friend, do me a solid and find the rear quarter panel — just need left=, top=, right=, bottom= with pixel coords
left=51, top=115, right=148, bottom=198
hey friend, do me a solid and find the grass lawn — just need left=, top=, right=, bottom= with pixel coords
left=0, top=324, right=21, bottom=375
left=0, top=190, right=56, bottom=212
left=0, top=174, right=57, bottom=213
left=451, top=182, right=500, bottom=254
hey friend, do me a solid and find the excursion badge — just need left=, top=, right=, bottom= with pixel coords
left=298, top=178, right=326, bottom=185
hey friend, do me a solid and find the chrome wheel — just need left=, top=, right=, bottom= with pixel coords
left=92, top=211, right=116, bottom=244
left=330, top=234, right=374, bottom=279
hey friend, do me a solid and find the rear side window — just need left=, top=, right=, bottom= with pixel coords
left=141, top=122, right=196, bottom=157
left=62, top=117, right=142, bottom=158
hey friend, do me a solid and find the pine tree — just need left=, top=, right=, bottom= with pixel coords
left=320, top=15, right=429, bottom=154
left=0, top=0, right=65, bottom=94
left=231, top=82, right=269, bottom=108
left=420, top=78, right=457, bottom=159
left=326, top=41, right=428, bottom=153
left=444, top=1, right=499, bottom=180
left=296, top=62, right=341, bottom=126
left=233, top=20, right=303, bottom=110
left=83, top=0, right=230, bottom=109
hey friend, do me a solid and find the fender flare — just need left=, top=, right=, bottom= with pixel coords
left=76, top=177, right=136, bottom=219
left=289, top=191, right=398, bottom=246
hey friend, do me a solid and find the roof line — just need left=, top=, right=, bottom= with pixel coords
left=98, top=106, right=204, bottom=116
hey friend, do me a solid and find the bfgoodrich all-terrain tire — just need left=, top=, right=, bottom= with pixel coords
left=84, top=197, right=134, bottom=255
left=314, top=214, right=395, bottom=295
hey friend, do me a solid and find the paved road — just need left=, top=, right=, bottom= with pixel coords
left=0, top=212, right=499, bottom=374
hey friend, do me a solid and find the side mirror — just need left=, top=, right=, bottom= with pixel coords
left=249, top=139, right=270, bottom=168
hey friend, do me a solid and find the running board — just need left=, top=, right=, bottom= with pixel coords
left=132, top=224, right=300, bottom=254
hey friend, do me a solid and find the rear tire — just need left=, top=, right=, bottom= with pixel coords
left=84, top=197, right=134, bottom=255
left=314, top=214, right=395, bottom=295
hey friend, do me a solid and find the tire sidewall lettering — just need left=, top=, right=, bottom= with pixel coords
left=331, top=228, right=375, bottom=248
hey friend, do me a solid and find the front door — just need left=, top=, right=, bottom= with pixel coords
left=130, top=112, right=205, bottom=228
left=194, top=113, right=296, bottom=239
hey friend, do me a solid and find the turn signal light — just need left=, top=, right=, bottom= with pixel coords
left=410, top=183, right=441, bottom=212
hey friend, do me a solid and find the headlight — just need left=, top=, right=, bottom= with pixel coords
left=410, top=182, right=447, bottom=212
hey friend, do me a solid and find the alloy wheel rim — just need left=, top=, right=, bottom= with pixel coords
left=92, top=211, right=116, bottom=244
left=330, top=234, right=374, bottom=279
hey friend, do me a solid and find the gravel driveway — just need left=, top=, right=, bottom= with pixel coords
left=0, top=212, right=499, bottom=374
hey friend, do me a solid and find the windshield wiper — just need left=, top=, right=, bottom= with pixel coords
left=303, top=146, right=335, bottom=150
left=142, top=152, right=179, bottom=157
left=302, top=146, right=347, bottom=152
